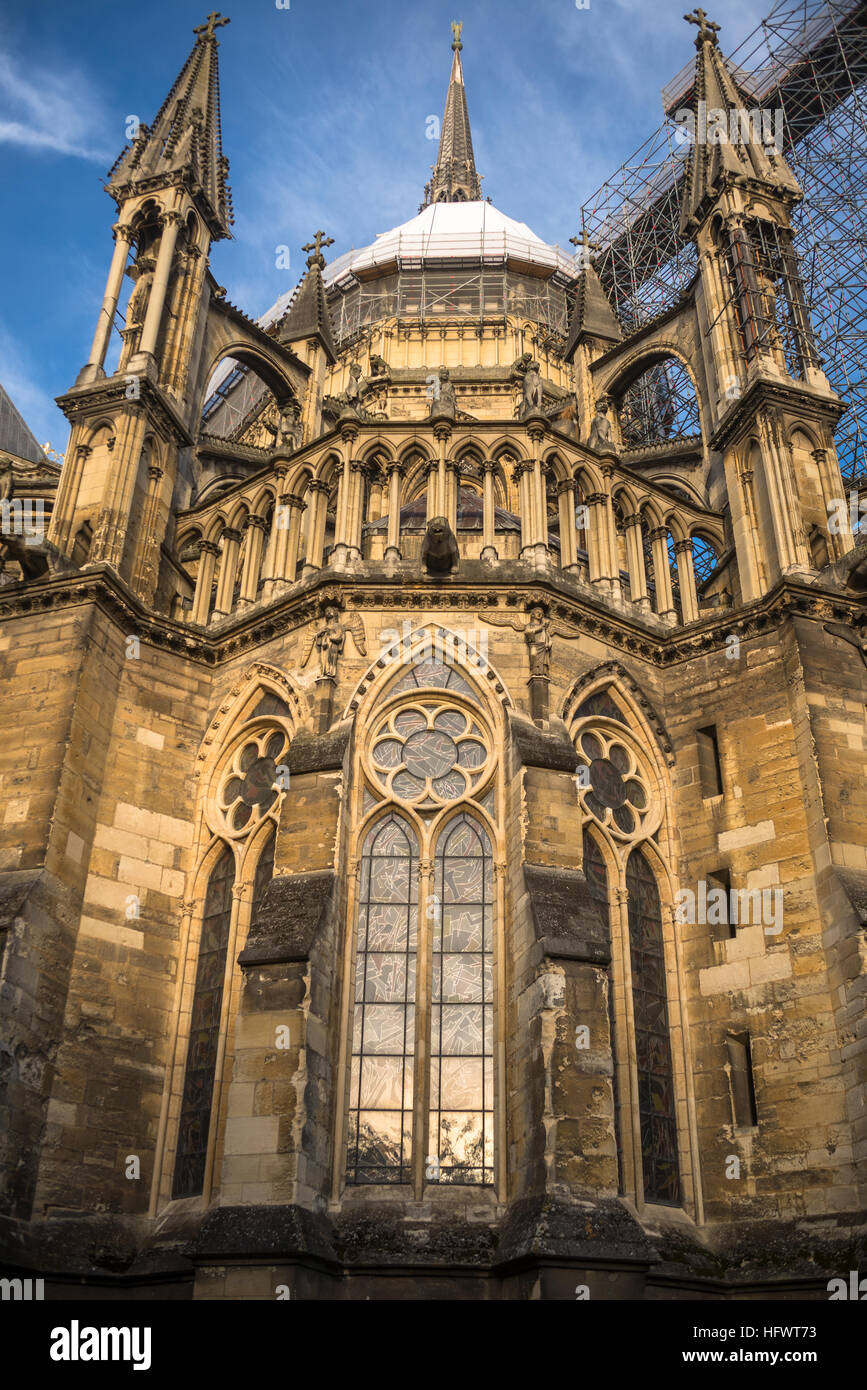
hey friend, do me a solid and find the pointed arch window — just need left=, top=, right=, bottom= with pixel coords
left=431, top=813, right=494, bottom=1185
left=173, top=847, right=234, bottom=1199
left=347, top=814, right=418, bottom=1184
left=626, top=847, right=680, bottom=1204
left=582, top=829, right=623, bottom=1194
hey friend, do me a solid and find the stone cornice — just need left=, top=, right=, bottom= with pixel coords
left=709, top=374, right=846, bottom=453
left=0, top=561, right=860, bottom=675
left=55, top=374, right=194, bottom=447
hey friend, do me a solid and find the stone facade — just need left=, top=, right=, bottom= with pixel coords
left=0, top=15, right=865, bottom=1299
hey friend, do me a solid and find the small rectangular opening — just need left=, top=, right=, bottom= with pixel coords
left=707, top=868, right=735, bottom=940
left=726, top=1032, right=758, bottom=1127
left=696, top=724, right=724, bottom=799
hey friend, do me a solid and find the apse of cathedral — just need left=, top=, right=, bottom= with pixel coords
left=0, top=7, right=865, bottom=1309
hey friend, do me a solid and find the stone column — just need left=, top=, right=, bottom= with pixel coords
left=585, top=493, right=610, bottom=584
left=527, top=419, right=548, bottom=563
left=446, top=460, right=460, bottom=535
left=433, top=421, right=451, bottom=518
left=81, top=221, right=135, bottom=380
left=649, top=526, right=677, bottom=624
left=600, top=465, right=620, bottom=589
left=481, top=460, right=498, bottom=561
left=515, top=463, right=533, bottom=559
left=385, top=462, right=404, bottom=559
left=191, top=540, right=219, bottom=625
left=674, top=538, right=700, bottom=623
left=304, top=480, right=330, bottom=572
left=557, top=480, right=578, bottom=570
left=238, top=513, right=268, bottom=606
left=623, top=513, right=650, bottom=611
left=138, top=211, right=182, bottom=359
left=213, top=527, right=242, bottom=619
left=130, top=460, right=165, bottom=603
left=813, top=447, right=853, bottom=561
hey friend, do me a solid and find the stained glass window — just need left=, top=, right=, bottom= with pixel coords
left=389, top=654, right=474, bottom=696
left=346, top=815, right=418, bottom=1184
left=430, top=815, right=494, bottom=1185
left=219, top=727, right=288, bottom=833
left=576, top=690, right=627, bottom=724
left=371, top=703, right=489, bottom=808
left=173, top=847, right=235, bottom=1199
left=582, top=830, right=623, bottom=1195
left=626, top=847, right=680, bottom=1205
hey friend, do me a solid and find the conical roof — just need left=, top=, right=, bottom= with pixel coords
left=422, top=26, right=483, bottom=208
left=564, top=261, right=622, bottom=360
left=277, top=248, right=338, bottom=364
left=106, top=13, right=233, bottom=239
left=679, top=14, right=801, bottom=234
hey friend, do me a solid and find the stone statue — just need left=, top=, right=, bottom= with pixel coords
left=510, top=350, right=533, bottom=379
left=369, top=353, right=389, bottom=377
left=264, top=402, right=301, bottom=452
left=519, top=360, right=543, bottom=418
left=485, top=602, right=581, bottom=681
left=421, top=516, right=460, bottom=574
left=301, top=603, right=367, bottom=678
left=523, top=604, right=553, bottom=677
left=337, top=363, right=366, bottom=417
left=315, top=605, right=346, bottom=678
left=587, top=398, right=617, bottom=454
left=0, top=454, right=14, bottom=503
left=429, top=366, right=457, bottom=420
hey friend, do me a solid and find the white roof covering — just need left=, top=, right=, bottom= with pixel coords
left=323, top=200, right=580, bottom=285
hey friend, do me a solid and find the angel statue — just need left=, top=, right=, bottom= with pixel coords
left=485, top=602, right=579, bottom=679
left=301, top=604, right=367, bottom=680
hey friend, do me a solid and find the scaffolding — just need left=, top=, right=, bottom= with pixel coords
left=581, top=0, right=867, bottom=480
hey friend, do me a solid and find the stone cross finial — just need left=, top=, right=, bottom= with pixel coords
left=570, top=224, right=601, bottom=270
left=451, top=20, right=463, bottom=51
left=193, top=11, right=230, bottom=40
left=684, top=8, right=720, bottom=45
left=302, top=230, right=335, bottom=268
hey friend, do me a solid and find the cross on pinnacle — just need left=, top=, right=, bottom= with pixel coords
left=684, top=8, right=720, bottom=45
left=302, top=230, right=334, bottom=268
left=570, top=224, right=601, bottom=268
left=194, top=12, right=230, bottom=40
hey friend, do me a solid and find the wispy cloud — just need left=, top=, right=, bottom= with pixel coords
left=0, top=49, right=112, bottom=161
left=0, top=320, right=69, bottom=455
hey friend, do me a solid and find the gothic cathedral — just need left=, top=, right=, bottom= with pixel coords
left=0, top=12, right=865, bottom=1300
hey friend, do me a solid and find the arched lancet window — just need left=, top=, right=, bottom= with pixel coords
left=345, top=654, right=500, bottom=1190
left=173, top=846, right=235, bottom=1199
left=347, top=814, right=418, bottom=1185
left=625, top=847, right=680, bottom=1205
left=432, top=814, right=493, bottom=1185
left=582, top=829, right=623, bottom=1194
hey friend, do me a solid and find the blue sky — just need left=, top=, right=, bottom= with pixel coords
left=0, top=0, right=769, bottom=452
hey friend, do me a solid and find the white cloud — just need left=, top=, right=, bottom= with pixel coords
left=0, top=321, right=69, bottom=457
left=0, top=49, right=112, bottom=161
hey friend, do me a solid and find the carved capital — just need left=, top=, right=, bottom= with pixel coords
left=245, top=512, right=269, bottom=532
left=673, top=538, right=693, bottom=557
left=147, top=464, right=164, bottom=483
left=199, top=539, right=220, bottom=557
left=221, top=527, right=242, bottom=545
left=649, top=527, right=668, bottom=544
left=112, top=222, right=136, bottom=243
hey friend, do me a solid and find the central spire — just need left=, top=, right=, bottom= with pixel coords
left=422, top=22, right=483, bottom=209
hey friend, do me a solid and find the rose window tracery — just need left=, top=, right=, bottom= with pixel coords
left=576, top=727, right=650, bottom=837
left=371, top=703, right=489, bottom=807
left=217, top=726, right=289, bottom=833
